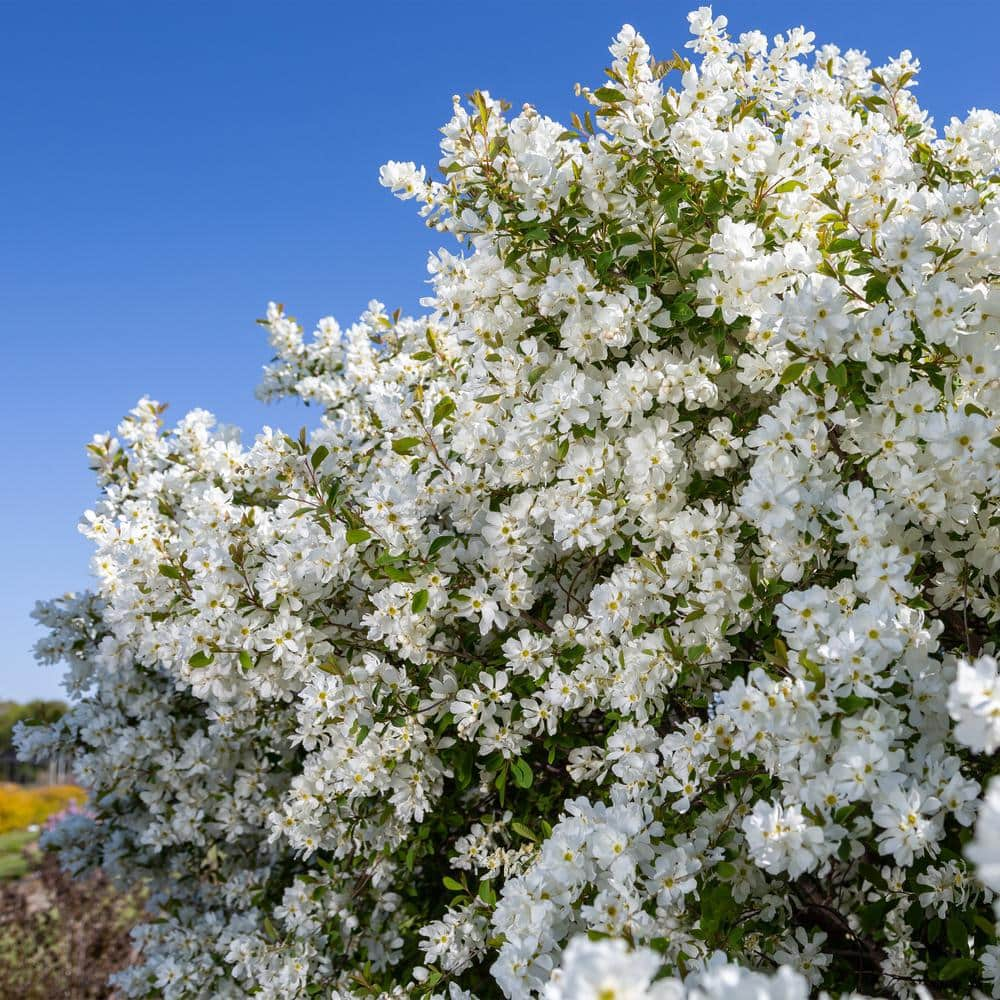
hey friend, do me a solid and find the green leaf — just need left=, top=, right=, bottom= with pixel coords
left=495, top=766, right=508, bottom=804
left=346, top=528, right=371, bottom=545
left=510, top=821, right=536, bottom=841
left=411, top=589, right=429, bottom=613
left=657, top=182, right=685, bottom=205
left=453, top=747, right=474, bottom=790
left=864, top=273, right=889, bottom=302
left=428, top=535, right=454, bottom=557
left=158, top=563, right=182, bottom=580
left=826, top=237, right=860, bottom=254
left=442, top=876, right=464, bottom=893
left=838, top=694, right=871, bottom=714
left=238, top=650, right=254, bottom=671
left=671, top=301, right=695, bottom=323
left=475, top=393, right=501, bottom=404
left=510, top=758, right=533, bottom=789
left=828, top=363, right=848, bottom=388
left=612, top=231, right=644, bottom=248
left=699, top=882, right=735, bottom=939
left=432, top=397, right=456, bottom=426
left=780, top=361, right=809, bottom=385
left=939, top=957, right=978, bottom=981
left=594, top=86, right=627, bottom=103
left=382, top=564, right=415, bottom=583
left=946, top=916, right=969, bottom=954
left=188, top=651, right=214, bottom=668
left=391, top=437, right=421, bottom=455
left=310, top=445, right=329, bottom=470
left=478, top=881, right=497, bottom=906
left=771, top=636, right=789, bottom=669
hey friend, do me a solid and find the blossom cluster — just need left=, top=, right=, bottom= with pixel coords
left=17, top=7, right=1000, bottom=998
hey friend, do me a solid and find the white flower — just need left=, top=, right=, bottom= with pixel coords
left=967, top=779, right=1000, bottom=896
left=742, top=800, right=826, bottom=878
left=949, top=655, right=1000, bottom=753
left=542, top=936, right=675, bottom=1000
left=378, top=159, right=427, bottom=199
left=872, top=782, right=942, bottom=866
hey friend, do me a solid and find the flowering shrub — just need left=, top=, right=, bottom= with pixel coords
left=41, top=796, right=93, bottom=834
left=0, top=784, right=84, bottom=836
left=16, top=7, right=1000, bottom=998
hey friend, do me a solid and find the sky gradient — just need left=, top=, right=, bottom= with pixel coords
left=4, top=0, right=1000, bottom=701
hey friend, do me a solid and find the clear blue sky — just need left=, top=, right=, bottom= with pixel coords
left=3, top=0, right=999, bottom=701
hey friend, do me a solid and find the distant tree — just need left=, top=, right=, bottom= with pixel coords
left=0, top=701, right=66, bottom=755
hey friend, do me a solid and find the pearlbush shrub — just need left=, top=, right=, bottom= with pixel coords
left=17, top=8, right=1000, bottom=998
